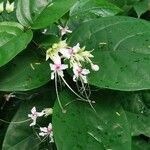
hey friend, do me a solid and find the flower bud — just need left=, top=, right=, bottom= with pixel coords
left=0, top=2, right=4, bottom=13
left=42, top=108, right=53, bottom=117
left=91, top=64, right=99, bottom=71
left=6, top=1, right=14, bottom=13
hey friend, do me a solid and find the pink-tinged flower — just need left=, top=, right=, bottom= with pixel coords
left=50, top=56, right=68, bottom=79
left=39, top=123, right=54, bottom=143
left=91, top=64, right=99, bottom=71
left=58, top=25, right=72, bottom=36
left=28, top=107, right=44, bottom=126
left=73, top=64, right=90, bottom=83
left=60, top=43, right=81, bottom=59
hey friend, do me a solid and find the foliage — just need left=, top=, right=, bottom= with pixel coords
left=0, top=0, right=150, bottom=150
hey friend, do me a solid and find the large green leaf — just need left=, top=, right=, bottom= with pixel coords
left=126, top=111, right=150, bottom=137
left=0, top=50, right=50, bottom=91
left=70, top=0, right=122, bottom=17
left=2, top=85, right=55, bottom=150
left=118, top=91, right=150, bottom=137
left=68, top=0, right=122, bottom=29
left=16, top=0, right=77, bottom=29
left=53, top=89, right=131, bottom=150
left=68, top=16, right=150, bottom=91
left=107, top=0, right=139, bottom=9
left=0, top=22, right=33, bottom=67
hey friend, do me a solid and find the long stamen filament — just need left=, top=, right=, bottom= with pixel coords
left=61, top=76, right=90, bottom=101
left=80, top=77, right=96, bottom=113
left=55, top=72, right=66, bottom=113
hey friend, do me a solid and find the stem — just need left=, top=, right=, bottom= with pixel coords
left=0, top=118, right=31, bottom=124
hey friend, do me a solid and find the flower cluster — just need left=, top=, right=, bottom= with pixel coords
left=58, top=25, right=72, bottom=36
left=0, top=1, right=14, bottom=13
left=46, top=40, right=99, bottom=83
left=39, top=123, right=54, bottom=143
left=28, top=107, right=54, bottom=143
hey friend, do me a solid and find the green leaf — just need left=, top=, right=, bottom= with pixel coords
left=68, top=0, right=122, bottom=29
left=0, top=49, right=50, bottom=91
left=107, top=0, right=139, bottom=9
left=133, top=0, right=149, bottom=18
left=2, top=86, right=55, bottom=150
left=68, top=16, right=150, bottom=91
left=118, top=91, right=150, bottom=137
left=53, top=90, right=131, bottom=150
left=132, top=137, right=150, bottom=150
left=0, top=22, right=33, bottom=67
left=126, top=111, right=150, bottom=137
left=70, top=0, right=122, bottom=17
left=16, top=0, right=77, bottom=29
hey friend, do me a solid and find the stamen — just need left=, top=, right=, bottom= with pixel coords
left=80, top=77, right=97, bottom=113
left=55, top=72, right=66, bottom=113
left=61, top=76, right=89, bottom=101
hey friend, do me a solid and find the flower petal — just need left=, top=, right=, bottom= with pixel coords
left=60, top=64, right=68, bottom=70
left=82, top=69, right=90, bottom=75
left=73, top=43, right=80, bottom=53
left=31, top=107, right=36, bottom=114
left=40, top=127, right=47, bottom=133
left=39, top=132, right=47, bottom=137
left=58, top=70, right=64, bottom=77
left=37, top=112, right=44, bottom=117
left=51, top=71, right=55, bottom=80
left=30, top=118, right=36, bottom=126
left=60, top=48, right=71, bottom=59
left=81, top=75, right=88, bottom=83
left=48, top=123, right=52, bottom=129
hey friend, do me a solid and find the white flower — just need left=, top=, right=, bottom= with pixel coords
left=28, top=107, right=44, bottom=126
left=60, top=43, right=81, bottom=59
left=4, top=93, right=15, bottom=101
left=6, top=1, right=14, bottom=13
left=73, top=64, right=90, bottom=83
left=42, top=108, right=53, bottom=117
left=62, top=43, right=94, bottom=67
left=0, top=2, right=4, bottom=13
left=50, top=56, right=68, bottom=79
left=39, top=123, right=54, bottom=143
left=58, top=25, right=72, bottom=36
left=46, top=40, right=68, bottom=61
left=42, top=29, right=47, bottom=34
left=73, top=44, right=94, bottom=62
left=91, top=64, right=99, bottom=71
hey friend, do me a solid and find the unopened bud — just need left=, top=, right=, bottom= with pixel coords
left=0, top=2, right=4, bottom=13
left=42, top=108, right=53, bottom=117
left=91, top=64, right=99, bottom=71
left=6, top=1, right=14, bottom=13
